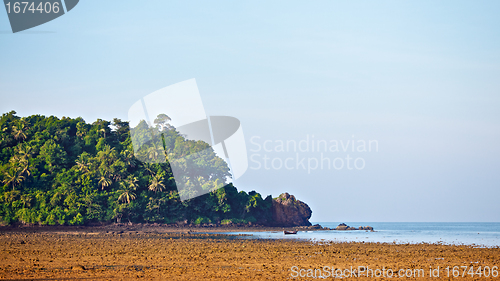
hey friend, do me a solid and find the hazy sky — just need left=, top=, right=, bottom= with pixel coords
left=1, top=0, right=499, bottom=222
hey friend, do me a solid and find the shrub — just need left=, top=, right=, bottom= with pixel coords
left=194, top=216, right=211, bottom=225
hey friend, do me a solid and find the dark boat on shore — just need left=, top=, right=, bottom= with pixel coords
left=284, top=230, right=297, bottom=235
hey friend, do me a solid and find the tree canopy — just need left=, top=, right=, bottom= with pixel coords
left=0, top=111, right=272, bottom=226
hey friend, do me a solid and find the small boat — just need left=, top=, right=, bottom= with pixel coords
left=284, top=230, right=297, bottom=235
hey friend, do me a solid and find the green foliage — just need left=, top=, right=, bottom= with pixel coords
left=194, top=216, right=211, bottom=225
left=0, top=112, right=274, bottom=226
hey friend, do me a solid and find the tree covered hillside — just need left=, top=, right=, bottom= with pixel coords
left=0, top=111, right=272, bottom=226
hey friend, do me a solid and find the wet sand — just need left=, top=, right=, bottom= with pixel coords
left=0, top=226, right=499, bottom=280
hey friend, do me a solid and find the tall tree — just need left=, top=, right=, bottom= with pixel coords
left=154, top=114, right=173, bottom=131
left=3, top=168, right=24, bottom=191
left=148, top=174, right=166, bottom=193
left=12, top=120, right=28, bottom=141
left=118, top=176, right=138, bottom=204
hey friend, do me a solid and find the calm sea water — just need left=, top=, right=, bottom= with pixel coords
left=224, top=222, right=500, bottom=247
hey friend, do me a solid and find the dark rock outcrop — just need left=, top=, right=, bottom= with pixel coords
left=335, top=223, right=349, bottom=230
left=271, top=193, right=312, bottom=226
left=334, top=223, right=374, bottom=231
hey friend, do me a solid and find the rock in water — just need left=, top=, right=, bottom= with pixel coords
left=272, top=193, right=312, bottom=226
left=335, top=223, right=374, bottom=231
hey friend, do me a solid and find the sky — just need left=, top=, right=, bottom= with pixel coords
left=1, top=0, right=499, bottom=222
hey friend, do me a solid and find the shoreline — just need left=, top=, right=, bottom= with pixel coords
left=0, top=223, right=334, bottom=234
left=1, top=230, right=498, bottom=280
left=2, top=224, right=498, bottom=248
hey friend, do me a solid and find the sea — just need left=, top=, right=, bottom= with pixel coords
left=224, top=222, right=500, bottom=247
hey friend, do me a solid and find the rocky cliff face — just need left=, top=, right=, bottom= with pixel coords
left=271, top=193, right=312, bottom=226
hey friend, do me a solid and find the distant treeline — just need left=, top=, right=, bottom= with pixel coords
left=0, top=111, right=272, bottom=226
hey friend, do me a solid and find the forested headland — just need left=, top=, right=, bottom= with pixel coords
left=0, top=111, right=274, bottom=226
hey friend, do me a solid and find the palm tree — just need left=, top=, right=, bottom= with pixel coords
left=98, top=174, right=112, bottom=190
left=122, top=149, right=137, bottom=168
left=14, top=143, right=32, bottom=178
left=98, top=145, right=115, bottom=160
left=18, top=159, right=31, bottom=179
left=76, top=121, right=86, bottom=139
left=148, top=174, right=165, bottom=193
left=147, top=146, right=160, bottom=162
left=3, top=168, right=24, bottom=191
left=0, top=124, right=9, bottom=142
left=96, top=146, right=117, bottom=189
left=125, top=176, right=139, bottom=188
left=118, top=186, right=136, bottom=204
left=17, top=143, right=32, bottom=157
left=118, top=176, right=138, bottom=204
left=75, top=158, right=90, bottom=173
left=12, top=122, right=28, bottom=141
left=99, top=128, right=107, bottom=138
left=97, top=145, right=117, bottom=172
left=142, top=162, right=154, bottom=175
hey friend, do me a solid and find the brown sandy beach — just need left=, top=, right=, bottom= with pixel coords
left=0, top=226, right=499, bottom=280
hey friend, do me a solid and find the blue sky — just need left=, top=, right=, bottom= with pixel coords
left=1, top=0, right=499, bottom=221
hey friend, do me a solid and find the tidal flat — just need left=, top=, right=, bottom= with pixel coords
left=0, top=226, right=499, bottom=280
